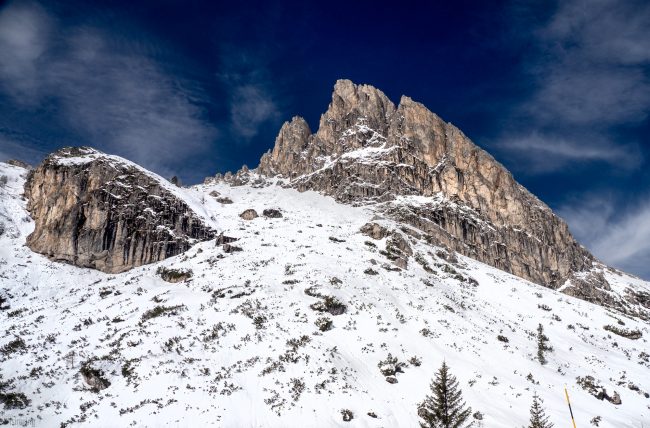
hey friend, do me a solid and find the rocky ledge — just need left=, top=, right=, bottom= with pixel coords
left=25, top=147, right=216, bottom=273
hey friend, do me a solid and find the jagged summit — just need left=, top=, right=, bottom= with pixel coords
left=251, top=80, right=646, bottom=315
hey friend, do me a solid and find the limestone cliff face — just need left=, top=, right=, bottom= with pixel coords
left=25, top=147, right=215, bottom=273
left=257, top=80, right=594, bottom=290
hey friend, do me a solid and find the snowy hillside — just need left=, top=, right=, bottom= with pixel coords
left=1, top=161, right=649, bottom=427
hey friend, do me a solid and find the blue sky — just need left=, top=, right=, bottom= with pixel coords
left=0, top=0, right=648, bottom=279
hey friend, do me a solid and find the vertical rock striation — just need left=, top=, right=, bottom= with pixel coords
left=25, top=147, right=215, bottom=273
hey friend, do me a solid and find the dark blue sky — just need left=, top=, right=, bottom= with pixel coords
left=0, top=0, right=649, bottom=278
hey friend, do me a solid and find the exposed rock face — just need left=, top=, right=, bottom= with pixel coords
left=80, top=363, right=111, bottom=392
left=256, top=79, right=595, bottom=291
left=360, top=222, right=390, bottom=240
left=25, top=147, right=216, bottom=273
left=6, top=159, right=30, bottom=169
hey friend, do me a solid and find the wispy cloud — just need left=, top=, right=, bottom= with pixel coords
left=492, top=0, right=650, bottom=279
left=0, top=1, right=50, bottom=101
left=0, top=1, right=217, bottom=179
left=497, top=132, right=642, bottom=172
left=0, top=134, right=47, bottom=166
left=558, top=194, right=650, bottom=279
left=217, top=48, right=281, bottom=140
left=528, top=0, right=650, bottom=127
left=498, top=0, right=650, bottom=173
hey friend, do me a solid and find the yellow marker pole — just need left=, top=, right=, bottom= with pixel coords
left=564, top=386, right=577, bottom=428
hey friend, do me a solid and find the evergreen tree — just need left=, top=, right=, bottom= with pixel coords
left=418, top=361, right=473, bottom=428
left=536, top=324, right=552, bottom=365
left=527, top=392, right=554, bottom=428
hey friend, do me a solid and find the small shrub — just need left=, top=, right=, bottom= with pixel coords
left=341, top=409, right=353, bottom=422
left=409, top=356, right=422, bottom=367
left=378, top=353, right=406, bottom=376
left=286, top=335, right=311, bottom=350
left=122, top=358, right=140, bottom=378
left=603, top=325, right=642, bottom=340
left=526, top=373, right=537, bottom=384
left=162, top=336, right=183, bottom=353
left=140, top=304, right=186, bottom=323
left=315, top=317, right=333, bottom=332
left=0, top=391, right=30, bottom=409
left=289, top=378, right=305, bottom=401
left=442, top=264, right=458, bottom=275
left=253, top=315, right=267, bottom=330
left=310, top=296, right=346, bottom=315
left=215, top=196, right=233, bottom=204
left=6, top=308, right=26, bottom=317
left=262, top=208, right=283, bottom=218
left=156, top=267, right=192, bottom=283
left=1, top=336, right=26, bottom=355
left=99, top=288, right=113, bottom=298
left=537, top=324, right=553, bottom=365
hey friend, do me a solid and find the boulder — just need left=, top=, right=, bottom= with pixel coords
left=239, top=209, right=258, bottom=220
left=262, top=208, right=283, bottom=218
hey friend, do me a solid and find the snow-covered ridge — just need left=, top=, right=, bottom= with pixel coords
left=48, top=147, right=218, bottom=229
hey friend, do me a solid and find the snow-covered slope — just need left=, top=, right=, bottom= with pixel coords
left=1, top=162, right=649, bottom=427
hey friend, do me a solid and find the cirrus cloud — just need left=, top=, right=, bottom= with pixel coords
left=0, top=0, right=218, bottom=180
left=558, top=193, right=650, bottom=279
left=497, top=0, right=649, bottom=174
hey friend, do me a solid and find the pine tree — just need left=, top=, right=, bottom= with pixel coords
left=418, top=361, right=473, bottom=428
left=536, top=324, right=552, bottom=365
left=528, top=392, right=554, bottom=428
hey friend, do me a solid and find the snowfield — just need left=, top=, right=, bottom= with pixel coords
left=0, top=161, right=649, bottom=427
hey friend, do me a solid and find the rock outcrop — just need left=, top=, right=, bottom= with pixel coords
left=25, top=147, right=216, bottom=273
left=239, top=209, right=259, bottom=220
left=256, top=80, right=594, bottom=290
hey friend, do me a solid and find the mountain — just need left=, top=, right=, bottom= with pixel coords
left=232, top=79, right=646, bottom=319
left=0, top=81, right=649, bottom=427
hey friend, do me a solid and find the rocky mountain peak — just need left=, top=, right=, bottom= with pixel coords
left=316, top=79, right=396, bottom=142
left=258, top=116, right=311, bottom=178
left=252, top=80, right=647, bottom=315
